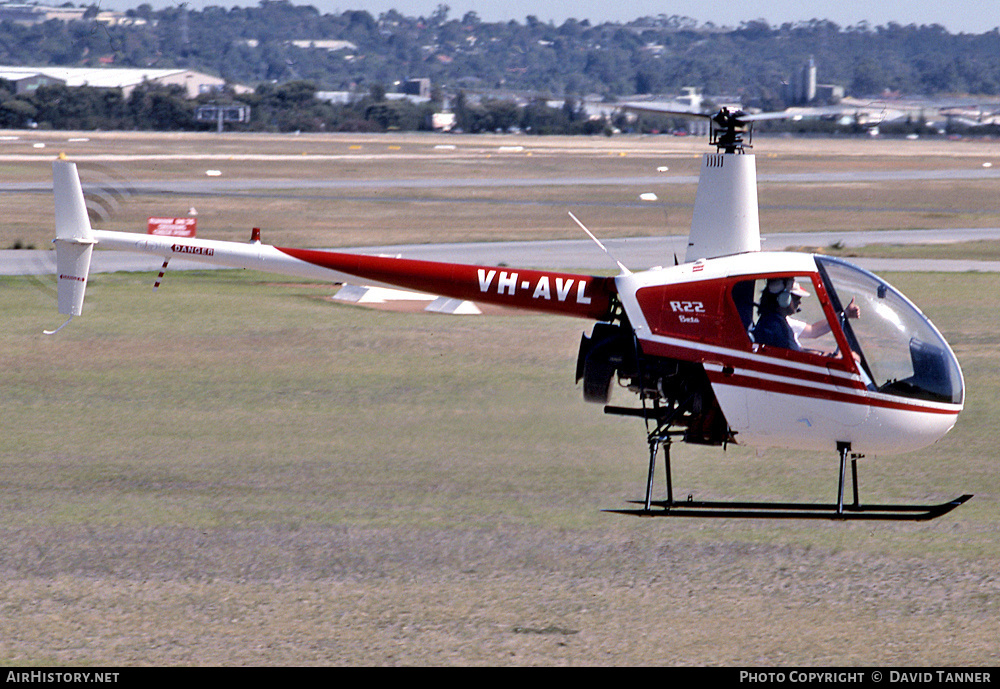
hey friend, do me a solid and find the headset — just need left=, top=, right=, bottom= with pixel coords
left=767, top=277, right=794, bottom=308
left=767, top=277, right=810, bottom=310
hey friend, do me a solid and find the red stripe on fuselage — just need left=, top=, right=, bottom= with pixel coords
left=277, top=247, right=616, bottom=320
left=640, top=338, right=862, bottom=389
left=640, top=337, right=959, bottom=416
left=708, top=369, right=960, bottom=416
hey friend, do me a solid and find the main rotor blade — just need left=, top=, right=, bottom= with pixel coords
left=620, top=103, right=712, bottom=119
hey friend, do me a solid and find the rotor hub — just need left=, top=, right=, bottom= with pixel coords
left=709, top=108, right=752, bottom=153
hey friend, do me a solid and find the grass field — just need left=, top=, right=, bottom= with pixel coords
left=2, top=132, right=999, bottom=666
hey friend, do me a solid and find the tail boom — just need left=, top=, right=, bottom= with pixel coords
left=278, top=246, right=615, bottom=319
left=89, top=231, right=616, bottom=320
left=52, top=159, right=615, bottom=322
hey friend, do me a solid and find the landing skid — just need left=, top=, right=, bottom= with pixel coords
left=608, top=495, right=973, bottom=520
left=613, top=432, right=972, bottom=521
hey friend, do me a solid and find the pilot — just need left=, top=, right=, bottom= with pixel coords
left=752, top=277, right=859, bottom=353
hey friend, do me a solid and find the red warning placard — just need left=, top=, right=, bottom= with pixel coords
left=147, top=217, right=197, bottom=237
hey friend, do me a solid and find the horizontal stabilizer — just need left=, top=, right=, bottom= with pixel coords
left=332, top=284, right=435, bottom=304
left=331, top=284, right=373, bottom=303
left=425, top=297, right=482, bottom=315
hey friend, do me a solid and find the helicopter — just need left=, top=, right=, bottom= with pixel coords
left=48, top=110, right=970, bottom=520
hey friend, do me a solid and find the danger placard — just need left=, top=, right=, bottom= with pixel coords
left=148, top=217, right=197, bottom=237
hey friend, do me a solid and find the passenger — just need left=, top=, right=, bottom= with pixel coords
left=752, top=277, right=859, bottom=353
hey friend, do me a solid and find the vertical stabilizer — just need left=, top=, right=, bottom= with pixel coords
left=52, top=161, right=96, bottom=316
left=685, top=153, right=760, bottom=262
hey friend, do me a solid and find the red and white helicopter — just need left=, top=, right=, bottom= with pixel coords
left=49, top=111, right=970, bottom=519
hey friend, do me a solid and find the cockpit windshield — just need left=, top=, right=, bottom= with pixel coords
left=816, top=257, right=963, bottom=405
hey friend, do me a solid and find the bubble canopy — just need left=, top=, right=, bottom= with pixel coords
left=816, top=256, right=964, bottom=405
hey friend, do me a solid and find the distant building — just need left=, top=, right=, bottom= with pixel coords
left=315, top=91, right=356, bottom=105
left=0, top=66, right=249, bottom=98
left=0, top=69, right=63, bottom=93
left=0, top=3, right=140, bottom=26
left=815, top=84, right=845, bottom=102
left=675, top=86, right=703, bottom=112
left=401, top=78, right=431, bottom=99
left=801, top=57, right=817, bottom=103
left=289, top=40, right=358, bottom=52
left=317, top=78, right=432, bottom=105
left=785, top=58, right=844, bottom=105
left=431, top=111, right=456, bottom=131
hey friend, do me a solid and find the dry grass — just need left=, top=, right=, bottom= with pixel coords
left=1, top=132, right=999, bottom=666
left=1, top=268, right=999, bottom=666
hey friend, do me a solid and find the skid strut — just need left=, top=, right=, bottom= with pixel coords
left=644, top=434, right=674, bottom=512
left=837, top=441, right=851, bottom=515
left=614, top=436, right=972, bottom=521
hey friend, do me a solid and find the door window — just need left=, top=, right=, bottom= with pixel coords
left=735, top=276, right=840, bottom=357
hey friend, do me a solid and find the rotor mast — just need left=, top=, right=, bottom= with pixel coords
left=710, top=107, right=753, bottom=154
left=621, top=103, right=763, bottom=261
left=686, top=108, right=761, bottom=262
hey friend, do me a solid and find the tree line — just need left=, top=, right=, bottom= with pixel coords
left=0, top=77, right=624, bottom=134
left=1, top=2, right=999, bottom=133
